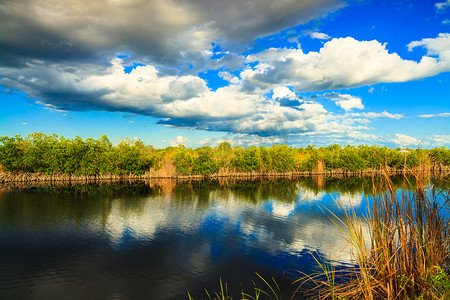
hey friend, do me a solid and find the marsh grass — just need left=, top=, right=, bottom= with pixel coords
left=297, top=170, right=450, bottom=300
left=187, top=273, right=282, bottom=300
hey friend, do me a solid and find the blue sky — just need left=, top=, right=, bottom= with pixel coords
left=0, top=0, right=449, bottom=148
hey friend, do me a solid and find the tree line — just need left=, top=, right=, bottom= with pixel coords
left=0, top=133, right=449, bottom=176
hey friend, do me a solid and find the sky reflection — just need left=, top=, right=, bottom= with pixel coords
left=0, top=178, right=379, bottom=299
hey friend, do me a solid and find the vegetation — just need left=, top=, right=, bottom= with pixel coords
left=0, top=133, right=162, bottom=176
left=1, top=133, right=450, bottom=178
left=297, top=172, right=450, bottom=299
left=188, top=274, right=283, bottom=300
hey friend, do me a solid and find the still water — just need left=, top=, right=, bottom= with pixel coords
left=0, top=177, right=435, bottom=299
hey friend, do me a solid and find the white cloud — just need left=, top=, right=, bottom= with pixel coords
left=350, top=111, right=404, bottom=119
left=310, top=32, right=331, bottom=40
left=243, top=35, right=450, bottom=92
left=218, top=71, right=240, bottom=84
left=443, top=19, right=450, bottom=25
left=326, top=93, right=364, bottom=111
left=418, top=112, right=450, bottom=118
left=159, top=85, right=263, bottom=121
left=435, top=0, right=450, bottom=12
left=2, top=56, right=359, bottom=138
left=407, top=33, right=450, bottom=57
left=169, top=136, right=190, bottom=147
left=272, top=86, right=297, bottom=100
left=21, top=122, right=28, bottom=125
left=0, top=58, right=209, bottom=112
left=428, top=135, right=450, bottom=145
left=2, top=59, right=408, bottom=147
left=341, top=117, right=371, bottom=125
left=394, top=134, right=420, bottom=146
left=390, top=135, right=450, bottom=148
left=368, top=87, right=374, bottom=93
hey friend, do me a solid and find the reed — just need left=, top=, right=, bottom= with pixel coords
left=187, top=273, right=282, bottom=300
left=298, top=171, right=450, bottom=299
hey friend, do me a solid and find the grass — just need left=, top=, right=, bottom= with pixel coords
left=297, top=171, right=450, bottom=299
left=187, top=273, right=282, bottom=300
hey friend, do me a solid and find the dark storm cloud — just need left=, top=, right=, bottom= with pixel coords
left=0, top=0, right=344, bottom=68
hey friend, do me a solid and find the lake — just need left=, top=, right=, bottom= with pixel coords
left=0, top=176, right=444, bottom=299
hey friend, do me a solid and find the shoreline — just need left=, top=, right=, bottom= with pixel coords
left=1, top=165, right=449, bottom=185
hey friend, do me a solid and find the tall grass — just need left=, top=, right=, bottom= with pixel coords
left=187, top=273, right=282, bottom=300
left=299, top=172, right=450, bottom=299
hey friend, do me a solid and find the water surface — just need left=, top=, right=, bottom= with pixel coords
left=0, top=176, right=434, bottom=299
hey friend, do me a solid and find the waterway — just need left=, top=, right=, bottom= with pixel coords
left=0, top=176, right=446, bottom=299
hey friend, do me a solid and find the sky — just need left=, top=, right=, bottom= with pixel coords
left=0, top=0, right=449, bottom=148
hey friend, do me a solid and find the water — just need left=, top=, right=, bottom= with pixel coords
left=0, top=177, right=443, bottom=299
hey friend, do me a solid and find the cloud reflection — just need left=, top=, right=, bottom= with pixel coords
left=89, top=181, right=370, bottom=265
left=0, top=179, right=377, bottom=299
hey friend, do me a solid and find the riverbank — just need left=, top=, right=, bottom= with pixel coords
left=1, top=165, right=449, bottom=184
left=2, top=134, right=450, bottom=182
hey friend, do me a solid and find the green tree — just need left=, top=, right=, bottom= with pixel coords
left=270, top=144, right=295, bottom=172
left=192, top=146, right=218, bottom=175
left=0, top=135, right=25, bottom=172
left=173, top=147, right=194, bottom=175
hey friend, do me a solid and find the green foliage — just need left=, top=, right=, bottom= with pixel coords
left=427, top=266, right=450, bottom=298
left=357, top=145, right=386, bottom=169
left=429, top=147, right=450, bottom=165
left=338, top=145, right=367, bottom=171
left=173, top=148, right=194, bottom=175
left=299, top=155, right=318, bottom=171
left=192, top=146, right=219, bottom=175
left=0, top=135, right=25, bottom=171
left=269, top=144, right=295, bottom=173
left=1, top=133, right=449, bottom=176
left=258, top=146, right=272, bottom=172
left=0, top=133, right=158, bottom=175
left=232, top=146, right=260, bottom=172
left=216, top=142, right=233, bottom=170
left=321, top=144, right=341, bottom=170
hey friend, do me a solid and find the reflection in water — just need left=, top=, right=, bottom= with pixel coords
left=0, top=177, right=415, bottom=299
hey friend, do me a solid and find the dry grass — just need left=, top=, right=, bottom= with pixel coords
left=297, top=171, right=450, bottom=300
